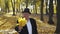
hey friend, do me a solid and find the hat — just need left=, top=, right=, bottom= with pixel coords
left=22, top=8, right=31, bottom=14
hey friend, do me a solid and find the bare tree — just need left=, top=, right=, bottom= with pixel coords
left=48, top=0, right=54, bottom=25
left=55, top=0, right=60, bottom=33
left=45, top=0, right=48, bottom=15
left=5, top=0, right=9, bottom=13
left=11, top=0, right=15, bottom=16
left=26, top=0, right=28, bottom=8
left=40, top=0, right=44, bottom=21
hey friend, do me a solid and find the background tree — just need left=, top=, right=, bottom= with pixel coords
left=5, top=0, right=9, bottom=13
left=26, top=0, right=28, bottom=8
left=11, top=0, right=15, bottom=16
left=35, top=0, right=37, bottom=14
left=15, top=0, right=20, bottom=13
left=55, top=0, right=60, bottom=33
left=45, top=0, right=48, bottom=15
left=40, top=0, right=44, bottom=21
left=0, top=0, right=5, bottom=12
left=48, top=0, right=54, bottom=25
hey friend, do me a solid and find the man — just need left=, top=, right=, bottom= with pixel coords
left=15, top=8, right=38, bottom=34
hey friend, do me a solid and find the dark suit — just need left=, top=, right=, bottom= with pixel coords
left=15, top=18, right=38, bottom=34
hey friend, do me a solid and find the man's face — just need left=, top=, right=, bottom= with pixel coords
left=22, top=13, right=30, bottom=18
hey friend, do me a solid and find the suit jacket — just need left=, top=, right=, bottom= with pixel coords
left=15, top=18, right=38, bottom=34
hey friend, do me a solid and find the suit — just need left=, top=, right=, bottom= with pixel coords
left=15, top=18, right=38, bottom=34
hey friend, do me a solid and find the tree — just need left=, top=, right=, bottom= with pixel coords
left=48, top=0, right=54, bottom=25
left=0, top=0, right=5, bottom=12
left=11, top=0, right=15, bottom=16
left=15, top=0, right=20, bottom=12
left=5, top=0, right=9, bottom=13
left=40, top=0, right=44, bottom=21
left=55, top=0, right=60, bottom=33
left=35, top=0, right=37, bottom=14
left=26, top=0, right=28, bottom=8
left=33, top=0, right=35, bottom=14
left=45, top=0, right=48, bottom=15
left=0, top=0, right=1, bottom=6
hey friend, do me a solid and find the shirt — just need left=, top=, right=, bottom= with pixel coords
left=26, top=19, right=32, bottom=34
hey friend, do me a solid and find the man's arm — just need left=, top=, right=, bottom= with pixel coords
left=33, top=19, right=38, bottom=34
left=30, top=18, right=38, bottom=34
left=15, top=20, right=23, bottom=32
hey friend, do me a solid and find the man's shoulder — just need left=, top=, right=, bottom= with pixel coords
left=30, top=18, right=36, bottom=21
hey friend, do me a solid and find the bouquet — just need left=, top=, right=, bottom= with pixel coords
left=16, top=17, right=27, bottom=27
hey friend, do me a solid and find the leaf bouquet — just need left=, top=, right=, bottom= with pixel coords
left=16, top=17, right=27, bottom=27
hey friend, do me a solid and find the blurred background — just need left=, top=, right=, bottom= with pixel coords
left=0, top=0, right=57, bottom=34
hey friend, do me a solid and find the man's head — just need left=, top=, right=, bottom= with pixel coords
left=22, top=8, right=31, bottom=20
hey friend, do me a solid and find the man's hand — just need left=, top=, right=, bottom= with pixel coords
left=18, top=26, right=23, bottom=32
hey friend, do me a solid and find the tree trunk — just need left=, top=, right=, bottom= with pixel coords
left=55, top=0, right=60, bottom=33
left=26, top=0, right=28, bottom=8
left=40, top=0, right=44, bottom=21
left=46, top=0, right=48, bottom=15
left=33, top=0, right=37, bottom=14
left=35, top=0, right=37, bottom=14
left=33, top=0, right=35, bottom=14
left=11, top=0, right=15, bottom=16
left=5, top=0, right=9, bottom=13
left=48, top=0, right=54, bottom=25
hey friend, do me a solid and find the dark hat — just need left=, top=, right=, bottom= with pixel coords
left=22, top=8, right=31, bottom=14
